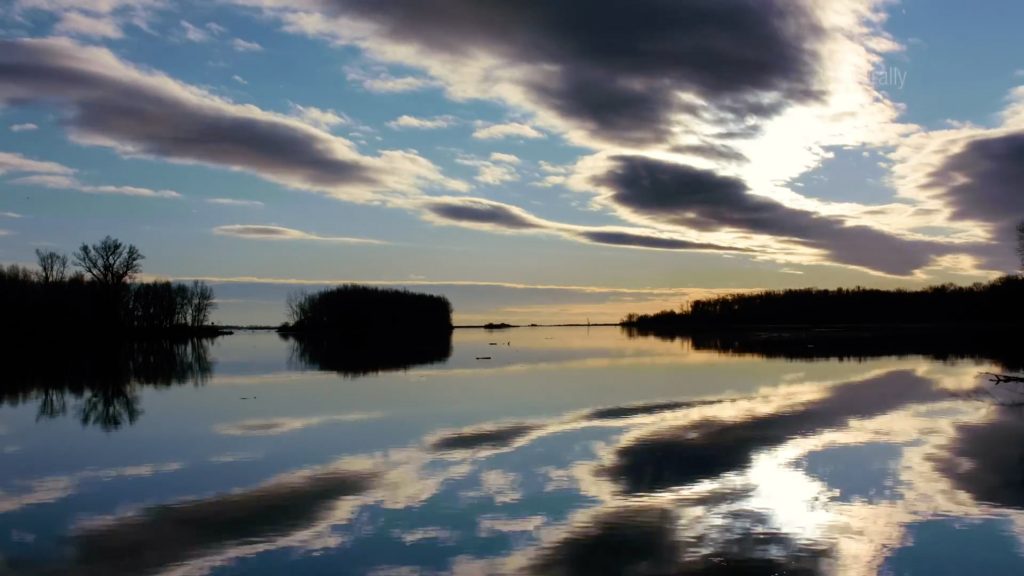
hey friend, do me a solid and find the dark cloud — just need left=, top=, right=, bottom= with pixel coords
left=316, top=0, right=826, bottom=146
left=428, top=423, right=542, bottom=452
left=595, top=155, right=954, bottom=275
left=423, top=198, right=543, bottom=230
left=937, top=407, right=1024, bottom=509
left=69, top=469, right=377, bottom=576
left=529, top=505, right=828, bottom=576
left=604, top=370, right=940, bottom=494
left=580, top=399, right=724, bottom=421
left=671, top=142, right=749, bottom=163
left=0, top=38, right=455, bottom=200
left=926, top=132, right=1024, bottom=268
left=576, top=230, right=744, bottom=252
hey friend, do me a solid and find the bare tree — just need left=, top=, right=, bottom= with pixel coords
left=73, top=236, right=144, bottom=286
left=186, top=281, right=216, bottom=327
left=35, top=249, right=68, bottom=283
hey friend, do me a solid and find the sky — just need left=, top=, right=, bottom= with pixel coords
left=1, top=0, right=1023, bottom=325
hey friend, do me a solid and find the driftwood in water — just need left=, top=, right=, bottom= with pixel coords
left=984, top=372, right=1024, bottom=385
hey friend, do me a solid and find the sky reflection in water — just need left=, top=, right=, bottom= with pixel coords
left=1, top=328, right=1023, bottom=575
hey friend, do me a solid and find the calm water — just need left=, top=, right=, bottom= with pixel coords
left=1, top=327, right=1024, bottom=575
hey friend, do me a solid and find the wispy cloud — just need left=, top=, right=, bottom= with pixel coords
left=232, top=38, right=263, bottom=52
left=12, top=174, right=181, bottom=199
left=344, top=66, right=438, bottom=93
left=9, top=123, right=37, bottom=132
left=206, top=198, right=264, bottom=208
left=472, top=122, right=544, bottom=140
left=0, top=151, right=73, bottom=176
left=180, top=19, right=212, bottom=43
left=289, top=104, right=349, bottom=130
left=215, top=413, right=383, bottom=436
left=213, top=224, right=385, bottom=244
left=387, top=115, right=456, bottom=130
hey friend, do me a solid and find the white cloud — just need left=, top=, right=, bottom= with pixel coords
left=9, top=123, right=38, bottom=132
left=215, top=413, right=383, bottom=435
left=0, top=211, right=22, bottom=218
left=12, top=174, right=182, bottom=198
left=344, top=66, right=438, bottom=93
left=387, top=115, right=456, bottom=130
left=472, top=122, right=544, bottom=140
left=456, top=156, right=519, bottom=185
left=289, top=103, right=349, bottom=130
left=53, top=11, right=123, bottom=38
left=180, top=19, right=212, bottom=43
left=489, top=152, right=520, bottom=165
left=232, top=38, right=263, bottom=52
left=232, top=74, right=247, bottom=85
left=206, top=198, right=264, bottom=207
left=213, top=224, right=385, bottom=244
left=0, top=151, right=72, bottom=175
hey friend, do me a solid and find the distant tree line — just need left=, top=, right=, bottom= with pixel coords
left=1, top=236, right=217, bottom=336
left=282, top=284, right=453, bottom=337
left=622, top=275, right=1024, bottom=330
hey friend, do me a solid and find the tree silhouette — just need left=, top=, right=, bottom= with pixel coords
left=186, top=281, right=216, bottom=327
left=73, top=236, right=144, bottom=287
left=35, top=249, right=68, bottom=283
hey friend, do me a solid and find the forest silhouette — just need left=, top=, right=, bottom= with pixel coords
left=2, top=236, right=218, bottom=337
left=622, top=275, right=1024, bottom=330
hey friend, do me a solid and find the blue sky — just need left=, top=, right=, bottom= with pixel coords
left=1, top=0, right=1023, bottom=324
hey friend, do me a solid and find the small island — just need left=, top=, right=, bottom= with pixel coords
left=279, top=284, right=453, bottom=338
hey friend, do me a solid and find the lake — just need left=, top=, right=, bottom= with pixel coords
left=1, top=327, right=1023, bottom=575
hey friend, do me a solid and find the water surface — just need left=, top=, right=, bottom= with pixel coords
left=1, top=327, right=1023, bottom=575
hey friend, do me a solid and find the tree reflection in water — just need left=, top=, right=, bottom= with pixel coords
left=2, top=338, right=214, bottom=430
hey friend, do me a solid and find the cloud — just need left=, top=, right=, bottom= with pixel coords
left=0, top=462, right=183, bottom=514
left=180, top=19, right=212, bottom=42
left=0, top=211, right=22, bottom=218
left=473, top=122, right=544, bottom=140
left=206, top=198, right=264, bottom=207
left=54, top=11, right=124, bottom=38
left=9, top=123, right=38, bottom=132
left=12, top=174, right=181, bottom=198
left=387, top=114, right=456, bottom=130
left=232, top=38, right=264, bottom=52
left=577, top=230, right=748, bottom=252
left=589, top=155, right=958, bottom=275
left=216, top=412, right=382, bottom=436
left=213, top=224, right=385, bottom=244
left=289, top=103, right=349, bottom=129
left=344, top=66, right=438, bottom=93
left=421, top=197, right=544, bottom=231
left=71, top=468, right=378, bottom=576
left=912, top=132, right=1024, bottom=268
left=428, top=423, right=542, bottom=452
left=232, top=74, right=247, bottom=84
left=0, top=38, right=466, bottom=206
left=421, top=195, right=749, bottom=255
left=605, top=370, right=939, bottom=494
left=489, top=152, right=520, bottom=165
left=239, top=0, right=869, bottom=150
left=455, top=156, right=519, bottom=185
left=12, top=0, right=167, bottom=38
left=0, top=151, right=74, bottom=175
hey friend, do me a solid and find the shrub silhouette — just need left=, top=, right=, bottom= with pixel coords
left=284, top=284, right=452, bottom=337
